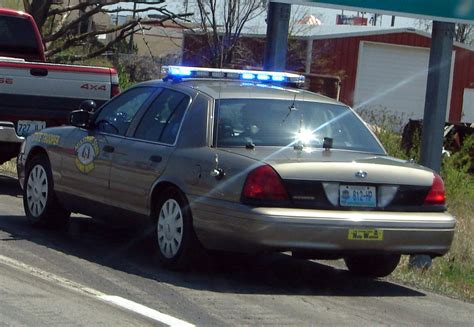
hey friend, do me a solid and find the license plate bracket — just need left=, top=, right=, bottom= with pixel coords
left=340, top=185, right=376, bottom=207
left=16, top=120, right=46, bottom=137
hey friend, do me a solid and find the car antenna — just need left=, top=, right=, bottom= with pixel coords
left=214, top=69, right=223, bottom=150
left=210, top=69, right=224, bottom=179
left=281, top=92, right=298, bottom=124
left=210, top=77, right=226, bottom=180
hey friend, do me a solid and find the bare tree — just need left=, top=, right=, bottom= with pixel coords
left=22, top=0, right=192, bottom=61
left=454, top=23, right=474, bottom=44
left=288, top=5, right=322, bottom=37
left=416, top=19, right=473, bottom=45
left=189, top=0, right=266, bottom=67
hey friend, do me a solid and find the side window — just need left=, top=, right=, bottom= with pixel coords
left=94, top=87, right=154, bottom=135
left=134, top=89, right=190, bottom=144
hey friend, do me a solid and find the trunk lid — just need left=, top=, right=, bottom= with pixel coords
left=220, top=147, right=433, bottom=186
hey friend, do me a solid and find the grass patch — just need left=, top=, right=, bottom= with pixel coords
left=367, top=111, right=474, bottom=302
left=392, top=199, right=474, bottom=302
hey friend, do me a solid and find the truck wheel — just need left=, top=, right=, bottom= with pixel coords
left=23, top=155, right=70, bottom=227
left=153, top=187, right=199, bottom=270
left=344, top=254, right=401, bottom=278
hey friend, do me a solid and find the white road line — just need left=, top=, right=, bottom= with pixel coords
left=100, top=295, right=194, bottom=327
left=0, top=255, right=195, bottom=327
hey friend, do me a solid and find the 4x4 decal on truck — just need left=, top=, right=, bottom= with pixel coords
left=0, top=78, right=13, bottom=84
left=81, top=83, right=107, bottom=91
left=75, top=136, right=100, bottom=174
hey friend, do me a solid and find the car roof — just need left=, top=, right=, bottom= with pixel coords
left=137, top=79, right=343, bottom=105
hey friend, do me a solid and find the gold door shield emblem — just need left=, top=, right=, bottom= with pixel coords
left=75, top=136, right=100, bottom=174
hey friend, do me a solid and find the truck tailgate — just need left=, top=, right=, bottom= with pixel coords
left=0, top=61, right=115, bottom=124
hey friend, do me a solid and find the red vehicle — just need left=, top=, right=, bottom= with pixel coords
left=0, top=8, right=119, bottom=164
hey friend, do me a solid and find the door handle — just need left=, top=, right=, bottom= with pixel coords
left=149, top=155, right=162, bottom=163
left=103, top=145, right=115, bottom=153
left=30, top=68, right=48, bottom=77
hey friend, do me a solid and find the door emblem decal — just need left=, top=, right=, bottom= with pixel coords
left=75, top=136, right=100, bottom=174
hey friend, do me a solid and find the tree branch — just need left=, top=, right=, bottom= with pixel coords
left=47, top=21, right=139, bottom=59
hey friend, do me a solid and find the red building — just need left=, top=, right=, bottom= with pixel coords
left=182, top=26, right=474, bottom=123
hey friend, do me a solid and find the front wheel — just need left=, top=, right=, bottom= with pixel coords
left=153, top=187, right=199, bottom=269
left=23, top=155, right=70, bottom=227
left=344, top=254, right=401, bottom=278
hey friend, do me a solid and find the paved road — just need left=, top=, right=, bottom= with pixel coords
left=0, top=174, right=472, bottom=326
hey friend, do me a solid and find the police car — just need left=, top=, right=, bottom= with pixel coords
left=17, top=66, right=455, bottom=276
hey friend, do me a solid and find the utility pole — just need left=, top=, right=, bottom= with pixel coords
left=264, top=2, right=291, bottom=71
left=410, top=21, right=455, bottom=269
left=128, top=1, right=138, bottom=54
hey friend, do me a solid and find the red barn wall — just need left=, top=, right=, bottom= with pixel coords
left=182, top=31, right=474, bottom=123
left=310, top=32, right=474, bottom=122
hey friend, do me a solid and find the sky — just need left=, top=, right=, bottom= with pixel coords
left=113, top=1, right=419, bottom=29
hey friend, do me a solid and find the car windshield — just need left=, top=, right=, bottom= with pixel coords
left=216, top=98, right=385, bottom=154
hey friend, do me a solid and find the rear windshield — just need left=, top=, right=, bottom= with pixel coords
left=0, top=14, right=39, bottom=55
left=216, top=99, right=385, bottom=154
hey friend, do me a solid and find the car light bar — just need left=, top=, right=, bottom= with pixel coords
left=162, top=66, right=305, bottom=86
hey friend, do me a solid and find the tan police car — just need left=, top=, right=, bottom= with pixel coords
left=17, top=66, right=455, bottom=276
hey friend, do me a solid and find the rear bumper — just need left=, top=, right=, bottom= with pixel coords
left=191, top=197, right=455, bottom=256
left=0, top=121, right=23, bottom=143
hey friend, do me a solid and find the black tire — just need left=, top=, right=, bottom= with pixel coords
left=344, top=254, right=401, bottom=278
left=153, top=187, right=199, bottom=270
left=23, top=154, right=70, bottom=227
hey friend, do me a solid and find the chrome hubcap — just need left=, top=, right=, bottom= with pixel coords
left=26, top=164, right=48, bottom=217
left=157, top=199, right=184, bottom=259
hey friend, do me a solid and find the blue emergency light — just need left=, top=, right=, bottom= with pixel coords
left=162, top=66, right=305, bottom=86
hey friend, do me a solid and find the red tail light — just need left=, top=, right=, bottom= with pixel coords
left=424, top=173, right=446, bottom=206
left=242, top=165, right=288, bottom=201
left=111, top=84, right=121, bottom=98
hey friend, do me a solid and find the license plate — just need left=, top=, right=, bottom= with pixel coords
left=16, top=120, right=46, bottom=137
left=348, top=229, right=383, bottom=241
left=340, top=185, right=376, bottom=207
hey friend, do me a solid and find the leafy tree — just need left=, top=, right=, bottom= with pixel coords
left=21, top=0, right=191, bottom=61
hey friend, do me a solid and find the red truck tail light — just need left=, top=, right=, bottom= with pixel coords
left=111, top=84, right=121, bottom=98
left=242, top=165, right=288, bottom=201
left=424, top=173, right=446, bottom=206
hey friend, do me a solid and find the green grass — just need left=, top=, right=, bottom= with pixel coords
left=374, top=125, right=474, bottom=302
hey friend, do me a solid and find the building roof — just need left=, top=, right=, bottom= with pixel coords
left=186, top=24, right=474, bottom=51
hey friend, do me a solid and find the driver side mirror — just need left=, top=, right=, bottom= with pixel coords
left=69, top=110, right=91, bottom=128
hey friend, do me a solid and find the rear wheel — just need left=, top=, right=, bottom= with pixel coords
left=153, top=187, right=199, bottom=269
left=344, top=254, right=401, bottom=278
left=23, top=155, right=70, bottom=227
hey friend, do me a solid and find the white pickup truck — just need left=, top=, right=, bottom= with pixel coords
left=0, top=8, right=119, bottom=164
